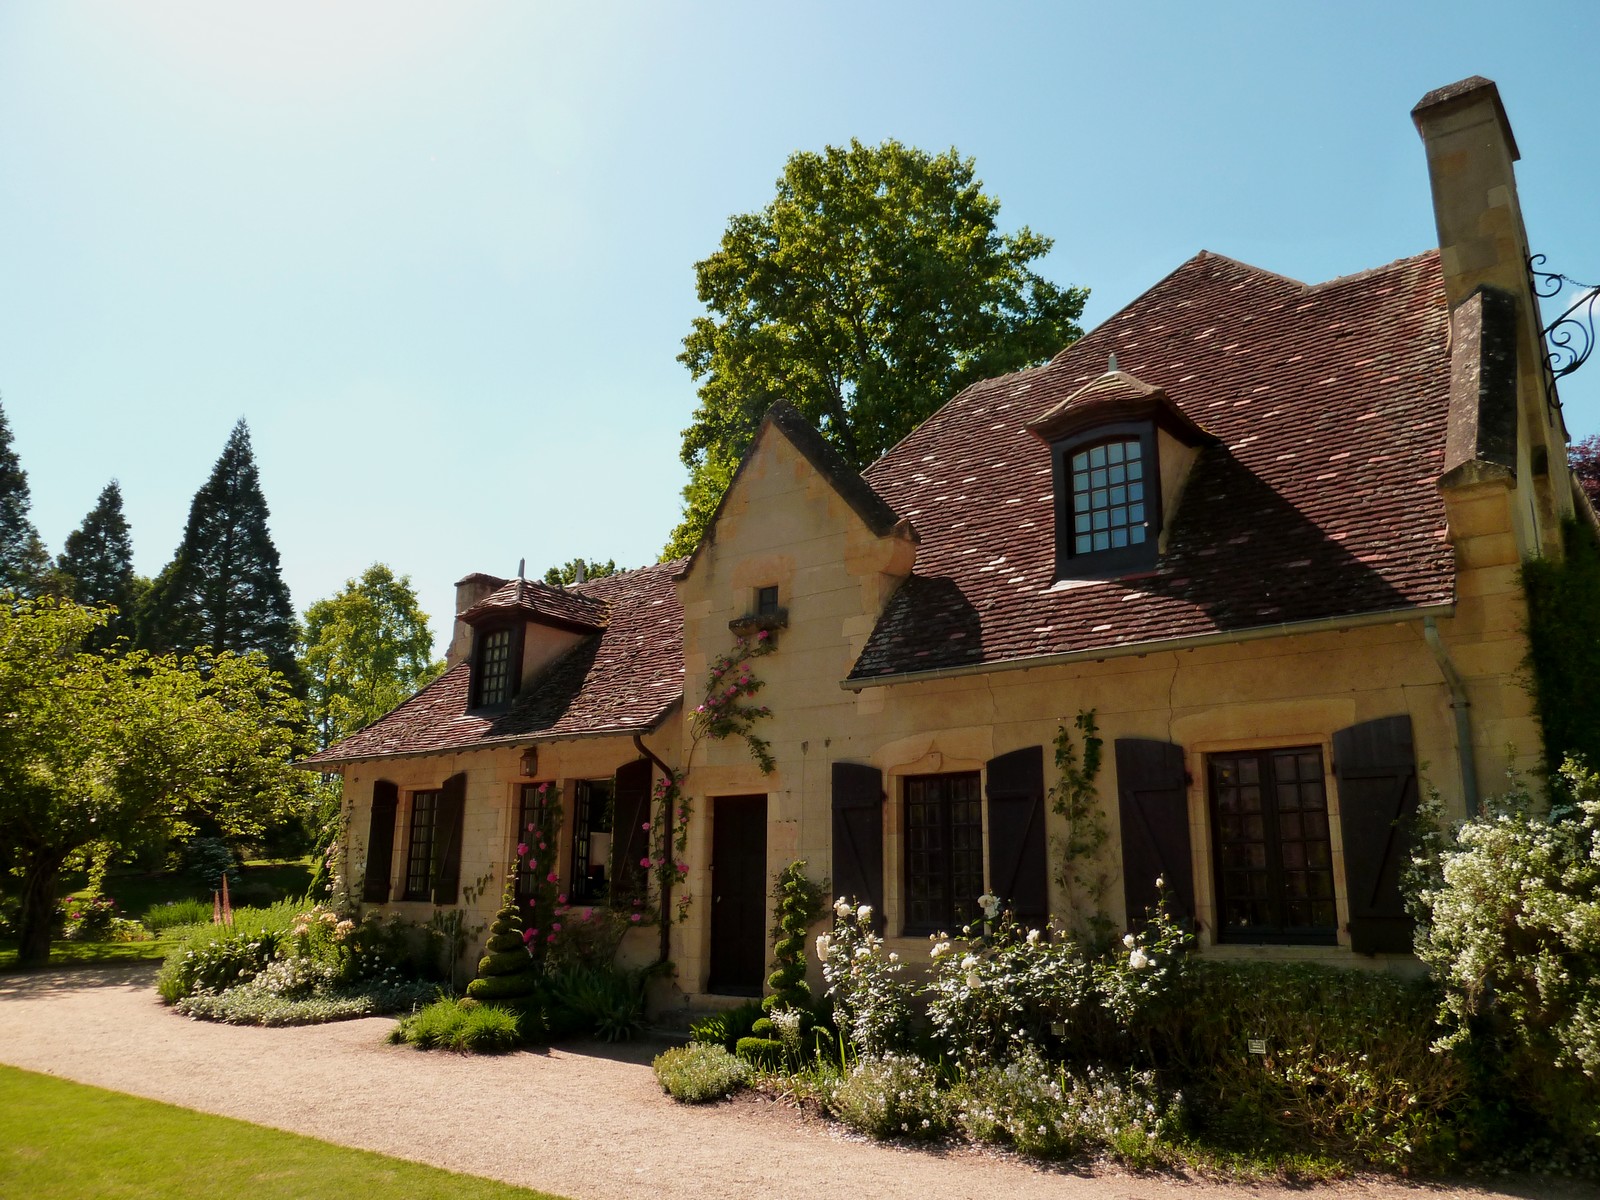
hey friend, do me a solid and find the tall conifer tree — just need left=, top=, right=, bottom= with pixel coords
left=0, top=400, right=50, bottom=596
left=56, top=480, right=138, bottom=651
left=139, top=421, right=298, bottom=683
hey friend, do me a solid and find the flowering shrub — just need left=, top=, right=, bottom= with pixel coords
left=654, top=1042, right=749, bottom=1103
left=516, top=782, right=564, bottom=962
left=1408, top=759, right=1600, bottom=1148
left=176, top=970, right=436, bottom=1027
left=644, top=771, right=691, bottom=923
left=828, top=1053, right=952, bottom=1140
left=157, top=927, right=283, bottom=1003
left=957, top=1052, right=1176, bottom=1164
left=819, top=898, right=916, bottom=1056
left=60, top=895, right=145, bottom=943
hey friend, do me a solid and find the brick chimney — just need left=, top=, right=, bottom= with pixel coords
left=1414, top=76, right=1574, bottom=555
left=447, top=572, right=506, bottom=668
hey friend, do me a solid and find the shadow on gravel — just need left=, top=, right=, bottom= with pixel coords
left=0, top=962, right=158, bottom=1000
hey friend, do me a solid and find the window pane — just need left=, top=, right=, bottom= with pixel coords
left=1107, top=442, right=1124, bottom=464
left=1089, top=445, right=1106, bottom=467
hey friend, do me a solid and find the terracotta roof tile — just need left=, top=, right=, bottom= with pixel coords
left=850, top=250, right=1455, bottom=681
left=459, top=577, right=609, bottom=632
left=303, top=560, right=686, bottom=765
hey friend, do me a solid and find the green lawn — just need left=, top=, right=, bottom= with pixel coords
left=0, top=938, right=171, bottom=971
left=0, top=1065, right=567, bottom=1200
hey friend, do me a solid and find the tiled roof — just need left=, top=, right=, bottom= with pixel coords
left=849, top=250, right=1455, bottom=682
left=459, top=577, right=609, bottom=632
left=303, top=560, right=686, bottom=765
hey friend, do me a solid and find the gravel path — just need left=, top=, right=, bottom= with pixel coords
left=0, top=964, right=1594, bottom=1200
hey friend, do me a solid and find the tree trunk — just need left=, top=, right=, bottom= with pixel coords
left=16, top=854, right=64, bottom=967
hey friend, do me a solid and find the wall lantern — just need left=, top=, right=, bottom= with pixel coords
left=519, top=746, right=538, bottom=778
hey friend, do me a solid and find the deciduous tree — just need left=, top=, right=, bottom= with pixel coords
left=667, top=139, right=1087, bottom=556
left=55, top=480, right=137, bottom=651
left=138, top=421, right=298, bottom=683
left=542, top=557, right=618, bottom=587
left=299, top=563, right=441, bottom=749
left=1570, top=433, right=1600, bottom=509
left=0, top=598, right=308, bottom=965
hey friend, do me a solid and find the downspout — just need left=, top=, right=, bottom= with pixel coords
left=633, top=733, right=676, bottom=966
left=1422, top=617, right=1481, bottom=816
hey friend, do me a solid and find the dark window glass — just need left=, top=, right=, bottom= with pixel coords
left=1070, top=437, right=1147, bottom=556
left=1209, top=747, right=1336, bottom=943
left=477, top=628, right=515, bottom=707
left=404, top=789, right=441, bottom=900
left=757, top=585, right=779, bottom=616
left=903, top=772, right=983, bottom=935
left=569, top=779, right=614, bottom=904
left=515, top=784, right=554, bottom=903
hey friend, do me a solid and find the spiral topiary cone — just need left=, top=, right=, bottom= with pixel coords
left=465, top=874, right=542, bottom=1004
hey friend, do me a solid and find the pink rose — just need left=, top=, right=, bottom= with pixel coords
left=677, top=862, right=688, bottom=874
left=517, top=843, right=529, bottom=857
left=521, top=929, right=534, bottom=944
left=526, top=823, right=535, bottom=832
left=557, top=894, right=567, bottom=905
left=537, top=782, right=548, bottom=793
left=529, top=928, right=539, bottom=937
left=546, top=933, right=556, bottom=943
left=552, top=922, right=562, bottom=931
left=630, top=914, right=641, bottom=923
left=641, top=821, right=651, bottom=831
left=640, top=857, right=651, bottom=868
left=546, top=872, right=558, bottom=883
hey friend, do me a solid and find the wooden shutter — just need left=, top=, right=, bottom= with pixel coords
left=611, top=758, right=653, bottom=908
left=1333, top=715, right=1420, bottom=954
left=831, top=762, right=884, bottom=932
left=430, top=772, right=467, bottom=905
left=985, top=746, right=1049, bottom=926
left=1114, top=738, right=1195, bottom=928
left=362, top=780, right=398, bottom=903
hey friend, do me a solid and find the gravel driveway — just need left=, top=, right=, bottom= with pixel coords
left=0, top=964, right=1594, bottom=1200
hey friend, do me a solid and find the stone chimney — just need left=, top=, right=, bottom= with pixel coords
left=1414, top=76, right=1574, bottom=555
left=447, top=572, right=506, bottom=668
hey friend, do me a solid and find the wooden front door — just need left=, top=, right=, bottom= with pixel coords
left=708, top=794, right=768, bottom=995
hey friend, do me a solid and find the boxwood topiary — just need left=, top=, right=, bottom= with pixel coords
left=465, top=874, right=541, bottom=1006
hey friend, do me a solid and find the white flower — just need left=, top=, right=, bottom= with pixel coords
left=857, top=904, right=873, bottom=923
left=834, top=896, right=852, bottom=918
left=960, top=954, right=979, bottom=970
left=930, top=941, right=951, bottom=958
left=977, top=892, right=1000, bottom=919
left=1129, top=948, right=1150, bottom=970
left=1154, top=876, right=1165, bottom=889
left=1123, top=933, right=1136, bottom=948
left=815, top=933, right=832, bottom=962
left=1026, top=928, right=1041, bottom=945
left=965, top=971, right=981, bottom=988
left=888, top=952, right=899, bottom=963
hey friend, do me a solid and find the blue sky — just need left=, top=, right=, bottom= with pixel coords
left=3, top=2, right=1597, bottom=654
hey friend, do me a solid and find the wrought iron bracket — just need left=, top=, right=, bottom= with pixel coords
left=1530, top=254, right=1598, bottom=381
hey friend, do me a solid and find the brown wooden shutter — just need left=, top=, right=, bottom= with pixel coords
left=430, top=772, right=467, bottom=905
left=1114, top=738, right=1195, bottom=928
left=611, top=758, right=653, bottom=908
left=985, top=746, right=1049, bottom=926
left=362, top=780, right=399, bottom=903
left=1333, top=715, right=1420, bottom=954
left=831, top=762, right=884, bottom=932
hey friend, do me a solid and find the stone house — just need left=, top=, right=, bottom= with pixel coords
left=304, top=77, right=1583, bottom=1005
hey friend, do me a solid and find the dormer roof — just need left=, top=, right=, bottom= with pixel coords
left=458, top=577, right=609, bottom=634
left=1025, top=369, right=1215, bottom=447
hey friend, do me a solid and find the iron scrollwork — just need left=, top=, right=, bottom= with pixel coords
left=1530, top=254, right=1598, bottom=380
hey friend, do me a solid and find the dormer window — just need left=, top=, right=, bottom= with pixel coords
left=1026, top=368, right=1215, bottom=581
left=473, top=626, right=519, bottom=708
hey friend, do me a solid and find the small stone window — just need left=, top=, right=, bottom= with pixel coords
left=473, top=626, right=519, bottom=708
left=1069, top=437, right=1148, bottom=556
left=756, top=585, right=780, bottom=617
left=1050, top=422, right=1161, bottom=577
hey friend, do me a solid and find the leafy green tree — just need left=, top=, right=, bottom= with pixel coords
left=138, top=421, right=298, bottom=683
left=55, top=481, right=137, bottom=651
left=0, top=400, right=51, bottom=596
left=542, top=557, right=618, bottom=587
left=299, top=563, right=441, bottom=749
left=0, top=597, right=309, bottom=965
left=667, top=139, right=1088, bottom=556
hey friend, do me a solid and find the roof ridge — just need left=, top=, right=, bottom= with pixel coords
left=1306, top=248, right=1439, bottom=292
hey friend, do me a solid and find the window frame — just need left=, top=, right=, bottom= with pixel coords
left=901, top=771, right=984, bottom=936
left=514, top=782, right=554, bottom=903
left=568, top=777, right=615, bottom=905
left=1050, top=420, right=1161, bottom=578
left=1206, top=745, right=1339, bottom=945
left=470, top=623, right=524, bottom=710
left=402, top=788, right=442, bottom=901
